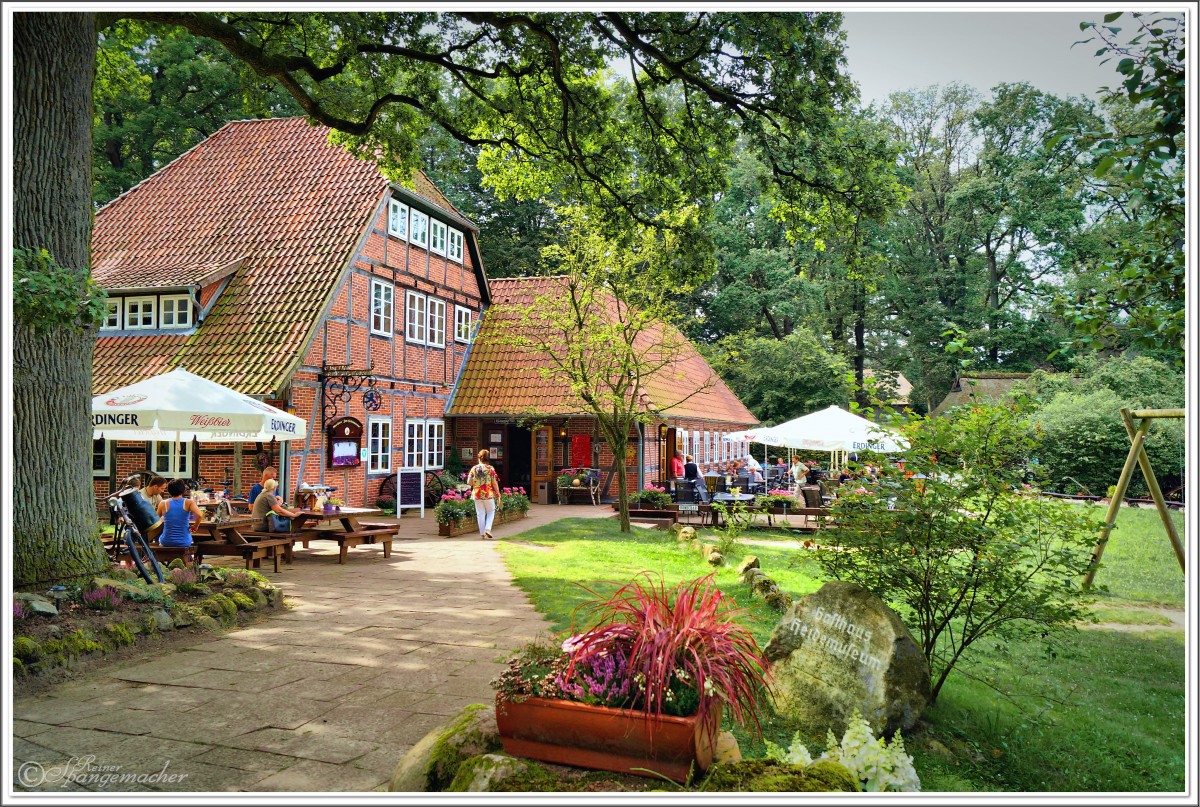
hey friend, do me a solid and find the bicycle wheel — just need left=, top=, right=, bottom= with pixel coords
left=424, top=470, right=445, bottom=508
left=125, top=530, right=165, bottom=583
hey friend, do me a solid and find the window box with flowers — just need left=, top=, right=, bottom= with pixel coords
left=436, top=488, right=530, bottom=537
left=491, top=573, right=772, bottom=784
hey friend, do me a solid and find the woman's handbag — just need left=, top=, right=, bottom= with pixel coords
left=270, top=514, right=292, bottom=533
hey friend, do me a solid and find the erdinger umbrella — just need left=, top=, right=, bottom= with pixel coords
left=92, top=368, right=306, bottom=442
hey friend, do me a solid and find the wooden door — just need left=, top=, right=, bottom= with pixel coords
left=532, top=426, right=552, bottom=502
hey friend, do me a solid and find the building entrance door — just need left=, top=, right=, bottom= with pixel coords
left=531, top=425, right=553, bottom=504
left=507, top=425, right=533, bottom=493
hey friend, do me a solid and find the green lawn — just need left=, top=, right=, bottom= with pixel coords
left=497, top=516, right=1186, bottom=792
left=1082, top=503, right=1186, bottom=607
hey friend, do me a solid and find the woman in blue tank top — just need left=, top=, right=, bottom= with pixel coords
left=156, top=479, right=203, bottom=547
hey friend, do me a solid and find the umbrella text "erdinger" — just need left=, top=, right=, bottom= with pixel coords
left=93, top=413, right=140, bottom=426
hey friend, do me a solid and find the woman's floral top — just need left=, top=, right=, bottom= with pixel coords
left=467, top=463, right=498, bottom=500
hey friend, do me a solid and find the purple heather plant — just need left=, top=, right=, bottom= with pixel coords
left=169, top=567, right=199, bottom=586
left=555, top=629, right=635, bottom=708
left=13, top=598, right=31, bottom=620
left=81, top=586, right=121, bottom=611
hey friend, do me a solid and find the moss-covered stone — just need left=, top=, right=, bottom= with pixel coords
left=249, top=587, right=269, bottom=608
left=90, top=576, right=143, bottom=598
left=66, top=629, right=104, bottom=656
left=103, top=622, right=137, bottom=647
left=701, top=758, right=860, bottom=792
left=229, top=592, right=257, bottom=611
left=707, top=551, right=725, bottom=567
left=167, top=558, right=186, bottom=570
left=389, top=704, right=501, bottom=791
left=176, top=582, right=212, bottom=596
left=193, top=613, right=222, bottom=632
left=447, top=754, right=558, bottom=792
left=736, top=555, right=760, bottom=575
left=202, top=593, right=238, bottom=624
left=13, top=636, right=42, bottom=663
left=13, top=657, right=26, bottom=676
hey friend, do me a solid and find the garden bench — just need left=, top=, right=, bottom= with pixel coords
left=145, top=543, right=196, bottom=567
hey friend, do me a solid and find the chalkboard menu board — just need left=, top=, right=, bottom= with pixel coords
left=397, top=468, right=425, bottom=517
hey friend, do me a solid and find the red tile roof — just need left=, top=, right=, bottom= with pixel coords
left=448, top=277, right=758, bottom=425
left=91, top=117, right=464, bottom=395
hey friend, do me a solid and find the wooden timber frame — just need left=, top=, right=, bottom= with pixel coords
left=1082, top=407, right=1186, bottom=589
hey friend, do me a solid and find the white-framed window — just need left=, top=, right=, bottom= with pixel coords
left=427, top=298, right=446, bottom=347
left=702, top=431, right=711, bottom=464
left=426, top=419, right=445, bottom=469
left=368, top=417, right=392, bottom=473
left=405, top=419, right=426, bottom=468
left=692, top=431, right=699, bottom=464
left=371, top=279, right=394, bottom=336
left=101, top=299, right=121, bottom=330
left=679, top=430, right=689, bottom=459
left=152, top=440, right=191, bottom=476
left=447, top=228, right=464, bottom=263
left=406, top=290, right=426, bottom=343
left=410, top=209, right=429, bottom=249
left=429, top=219, right=447, bottom=256
left=159, top=294, right=192, bottom=329
left=388, top=199, right=409, bottom=240
left=124, top=296, right=156, bottom=330
left=92, top=439, right=109, bottom=477
left=454, top=306, right=473, bottom=343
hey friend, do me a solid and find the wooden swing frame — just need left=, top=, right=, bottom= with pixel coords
left=1082, top=408, right=1186, bottom=589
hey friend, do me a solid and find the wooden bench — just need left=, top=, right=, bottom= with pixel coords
left=146, top=543, right=196, bottom=567
left=299, top=526, right=397, bottom=564
left=194, top=536, right=293, bottom=572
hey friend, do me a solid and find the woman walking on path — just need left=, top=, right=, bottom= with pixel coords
left=467, top=449, right=503, bottom=540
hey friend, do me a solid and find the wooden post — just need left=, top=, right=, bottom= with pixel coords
left=1082, top=413, right=1150, bottom=589
left=233, top=442, right=243, bottom=498
left=1120, top=409, right=1186, bottom=574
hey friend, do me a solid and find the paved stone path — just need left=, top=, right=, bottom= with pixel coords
left=12, top=504, right=612, bottom=793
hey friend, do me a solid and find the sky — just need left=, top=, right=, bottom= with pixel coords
left=841, top=9, right=1150, bottom=107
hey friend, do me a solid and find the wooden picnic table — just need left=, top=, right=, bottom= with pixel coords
left=289, top=507, right=398, bottom=564
left=190, top=515, right=293, bottom=572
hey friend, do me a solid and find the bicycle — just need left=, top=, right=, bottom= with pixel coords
left=107, top=486, right=165, bottom=584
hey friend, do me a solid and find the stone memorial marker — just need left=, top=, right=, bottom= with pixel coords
left=764, top=580, right=930, bottom=737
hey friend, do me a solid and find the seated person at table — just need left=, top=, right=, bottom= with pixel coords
left=251, top=478, right=301, bottom=533
left=141, top=476, right=167, bottom=509
left=249, top=466, right=277, bottom=504
left=156, top=479, right=203, bottom=547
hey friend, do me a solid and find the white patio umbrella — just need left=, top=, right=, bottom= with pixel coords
left=92, top=368, right=307, bottom=443
left=724, top=405, right=906, bottom=471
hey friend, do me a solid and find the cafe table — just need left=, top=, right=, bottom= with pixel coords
left=289, top=507, right=397, bottom=564
left=189, top=514, right=294, bottom=572
left=708, top=492, right=756, bottom=528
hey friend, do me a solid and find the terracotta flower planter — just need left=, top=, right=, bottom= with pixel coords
left=494, top=695, right=720, bottom=784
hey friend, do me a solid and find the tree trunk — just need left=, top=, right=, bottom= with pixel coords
left=13, top=12, right=110, bottom=586
left=853, top=286, right=866, bottom=408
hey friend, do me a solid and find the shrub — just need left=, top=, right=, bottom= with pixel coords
left=818, top=403, right=1099, bottom=703
left=82, top=586, right=122, bottom=611
left=103, top=622, right=136, bottom=647
left=375, top=496, right=397, bottom=513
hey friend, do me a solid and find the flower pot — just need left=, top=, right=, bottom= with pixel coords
left=495, top=696, right=720, bottom=784
left=322, top=504, right=334, bottom=513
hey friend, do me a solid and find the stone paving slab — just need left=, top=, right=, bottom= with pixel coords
left=12, top=504, right=607, bottom=792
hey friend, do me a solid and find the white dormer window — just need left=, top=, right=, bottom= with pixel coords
left=455, top=305, right=473, bottom=343
left=410, top=209, right=429, bottom=249
left=124, top=296, right=156, bottom=330
left=160, top=295, right=192, bottom=329
left=388, top=198, right=409, bottom=240
left=429, top=219, right=447, bottom=256
left=447, top=228, right=464, bottom=263
left=101, top=299, right=121, bottom=330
